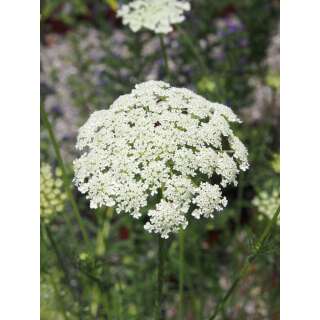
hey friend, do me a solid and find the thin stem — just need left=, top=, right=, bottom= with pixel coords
left=42, top=223, right=82, bottom=317
left=97, top=207, right=114, bottom=316
left=40, top=101, right=90, bottom=246
left=113, top=277, right=124, bottom=320
left=254, top=206, right=280, bottom=255
left=49, top=271, right=68, bottom=320
left=159, top=35, right=170, bottom=80
left=95, top=207, right=113, bottom=256
left=176, top=25, right=226, bottom=102
left=236, top=172, right=244, bottom=226
left=178, top=229, right=185, bottom=320
left=176, top=25, right=208, bottom=76
left=156, top=235, right=165, bottom=320
left=44, top=223, right=70, bottom=282
left=208, top=206, right=280, bottom=320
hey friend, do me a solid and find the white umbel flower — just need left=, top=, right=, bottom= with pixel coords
left=74, top=81, right=249, bottom=238
left=253, top=188, right=280, bottom=224
left=117, top=0, right=191, bottom=34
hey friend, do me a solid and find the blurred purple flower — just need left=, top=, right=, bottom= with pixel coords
left=239, top=38, right=248, bottom=48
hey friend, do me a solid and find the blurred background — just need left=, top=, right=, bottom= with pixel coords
left=40, top=0, right=280, bottom=319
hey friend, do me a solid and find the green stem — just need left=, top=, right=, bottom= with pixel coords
left=156, top=235, right=165, bottom=320
left=159, top=35, right=170, bottom=80
left=42, top=223, right=82, bottom=318
left=176, top=25, right=208, bottom=76
left=49, top=271, right=68, bottom=320
left=44, top=224, right=69, bottom=281
left=208, top=206, right=280, bottom=320
left=236, top=172, right=244, bottom=226
left=113, top=277, right=124, bottom=320
left=176, top=25, right=227, bottom=102
left=40, top=101, right=90, bottom=246
left=178, top=229, right=185, bottom=320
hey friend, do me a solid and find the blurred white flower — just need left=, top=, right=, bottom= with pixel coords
left=40, top=163, right=67, bottom=223
left=253, top=188, right=280, bottom=224
left=271, top=153, right=280, bottom=174
left=74, top=80, right=249, bottom=238
left=117, top=0, right=190, bottom=34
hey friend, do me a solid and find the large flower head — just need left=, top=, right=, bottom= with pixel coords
left=74, top=81, right=249, bottom=238
left=117, top=0, right=191, bottom=34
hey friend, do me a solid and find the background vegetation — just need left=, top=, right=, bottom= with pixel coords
left=40, top=0, right=280, bottom=319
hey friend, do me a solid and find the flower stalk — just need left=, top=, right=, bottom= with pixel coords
left=41, top=222, right=78, bottom=302
left=176, top=25, right=208, bottom=76
left=178, top=229, right=185, bottom=320
left=49, top=271, right=68, bottom=320
left=156, top=235, right=165, bottom=320
left=43, top=224, right=68, bottom=279
left=40, top=101, right=90, bottom=246
left=176, top=25, right=227, bottom=101
left=159, top=35, right=171, bottom=81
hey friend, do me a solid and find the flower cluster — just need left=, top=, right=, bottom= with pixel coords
left=117, top=0, right=191, bottom=34
left=40, top=163, right=67, bottom=223
left=253, top=188, right=280, bottom=224
left=74, top=81, right=249, bottom=238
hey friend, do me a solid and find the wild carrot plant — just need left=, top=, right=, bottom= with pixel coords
left=41, top=0, right=280, bottom=318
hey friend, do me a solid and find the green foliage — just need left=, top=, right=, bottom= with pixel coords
left=41, top=0, right=279, bottom=318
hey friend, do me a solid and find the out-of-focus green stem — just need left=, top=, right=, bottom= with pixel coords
left=208, top=206, right=280, bottom=320
left=40, top=101, right=90, bottom=246
left=236, top=172, right=244, bottom=226
left=156, top=235, right=165, bottom=320
left=96, top=206, right=114, bottom=315
left=176, top=25, right=227, bottom=101
left=178, top=229, right=185, bottom=320
left=44, top=224, right=67, bottom=276
left=95, top=207, right=113, bottom=256
left=42, top=222, right=82, bottom=317
left=176, top=25, right=208, bottom=76
left=159, top=35, right=171, bottom=81
left=49, top=272, right=68, bottom=320
left=42, top=223, right=75, bottom=298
